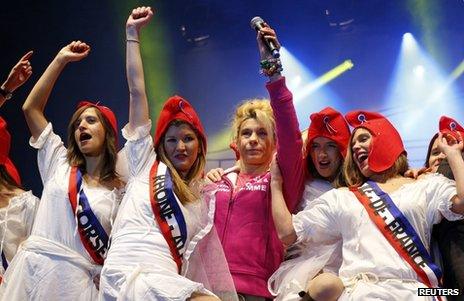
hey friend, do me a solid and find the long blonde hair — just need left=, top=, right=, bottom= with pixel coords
left=156, top=120, right=206, bottom=204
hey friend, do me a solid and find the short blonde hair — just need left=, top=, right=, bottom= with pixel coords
left=231, top=99, right=276, bottom=144
left=341, top=129, right=409, bottom=187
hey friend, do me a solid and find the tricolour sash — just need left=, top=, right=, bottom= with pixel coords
left=149, top=160, right=188, bottom=273
left=350, top=181, right=442, bottom=289
left=68, top=167, right=109, bottom=265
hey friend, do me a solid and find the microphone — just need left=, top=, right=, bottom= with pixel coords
left=250, top=16, right=280, bottom=58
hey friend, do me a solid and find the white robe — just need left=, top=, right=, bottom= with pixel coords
left=0, top=190, right=39, bottom=277
left=0, top=123, right=122, bottom=301
left=100, top=122, right=217, bottom=301
left=268, top=179, right=341, bottom=301
left=293, top=174, right=463, bottom=300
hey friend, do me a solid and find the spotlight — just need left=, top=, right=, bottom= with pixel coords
left=290, top=75, right=302, bottom=89
left=385, top=33, right=461, bottom=167
left=413, top=65, right=425, bottom=78
left=402, top=33, right=416, bottom=51
left=403, top=32, right=413, bottom=40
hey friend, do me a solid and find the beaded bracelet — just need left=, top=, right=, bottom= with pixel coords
left=260, top=58, right=283, bottom=77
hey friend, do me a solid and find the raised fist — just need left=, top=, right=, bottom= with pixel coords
left=57, top=41, right=91, bottom=63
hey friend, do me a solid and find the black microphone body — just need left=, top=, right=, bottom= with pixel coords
left=250, top=16, right=280, bottom=58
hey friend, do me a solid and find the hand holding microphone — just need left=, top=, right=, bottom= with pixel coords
left=251, top=17, right=283, bottom=78
left=250, top=16, right=281, bottom=59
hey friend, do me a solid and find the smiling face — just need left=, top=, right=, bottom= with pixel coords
left=309, top=136, right=343, bottom=181
left=351, top=128, right=373, bottom=177
left=427, top=137, right=446, bottom=172
left=237, top=118, right=275, bottom=168
left=163, top=123, right=200, bottom=177
left=73, top=107, right=106, bottom=157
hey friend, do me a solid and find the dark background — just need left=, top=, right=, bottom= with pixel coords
left=1, top=0, right=464, bottom=196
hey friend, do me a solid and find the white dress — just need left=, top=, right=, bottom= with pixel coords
left=293, top=174, right=463, bottom=300
left=268, top=179, right=342, bottom=301
left=0, top=123, right=122, bottom=301
left=0, top=191, right=39, bottom=277
left=100, top=122, right=223, bottom=301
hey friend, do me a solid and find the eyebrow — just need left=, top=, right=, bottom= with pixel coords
left=242, top=127, right=267, bottom=131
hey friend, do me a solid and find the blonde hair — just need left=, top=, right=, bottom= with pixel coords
left=67, top=106, right=118, bottom=183
left=156, top=120, right=206, bottom=204
left=341, top=129, right=409, bottom=187
left=231, top=99, right=276, bottom=144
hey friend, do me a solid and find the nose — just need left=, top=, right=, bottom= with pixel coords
left=318, top=148, right=328, bottom=159
left=249, top=132, right=258, bottom=143
left=77, top=120, right=87, bottom=131
left=438, top=152, right=446, bottom=160
left=352, top=141, right=361, bottom=152
left=176, top=140, right=186, bottom=151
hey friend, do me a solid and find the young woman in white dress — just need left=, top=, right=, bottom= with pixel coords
left=100, top=6, right=236, bottom=301
left=271, top=110, right=464, bottom=300
left=0, top=41, right=124, bottom=300
left=0, top=52, right=39, bottom=282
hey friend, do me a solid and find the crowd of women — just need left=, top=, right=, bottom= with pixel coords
left=0, top=5, right=462, bottom=301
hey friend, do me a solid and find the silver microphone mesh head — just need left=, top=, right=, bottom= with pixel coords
left=250, top=16, right=264, bottom=29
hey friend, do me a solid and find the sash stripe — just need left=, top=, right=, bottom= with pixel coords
left=351, top=181, right=442, bottom=292
left=149, top=160, right=188, bottom=273
left=1, top=250, right=7, bottom=270
left=68, top=167, right=109, bottom=265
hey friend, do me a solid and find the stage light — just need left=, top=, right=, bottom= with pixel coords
left=279, top=47, right=348, bottom=130
left=289, top=75, right=302, bottom=89
left=385, top=33, right=462, bottom=166
left=207, top=47, right=350, bottom=156
left=413, top=65, right=425, bottom=78
left=403, top=32, right=413, bottom=41
left=403, top=32, right=412, bottom=38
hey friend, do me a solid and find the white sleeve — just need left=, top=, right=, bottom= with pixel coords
left=292, top=190, right=341, bottom=245
left=425, top=174, right=463, bottom=223
left=116, top=147, right=129, bottom=183
left=121, top=121, right=156, bottom=177
left=29, top=123, right=68, bottom=184
left=23, top=191, right=40, bottom=235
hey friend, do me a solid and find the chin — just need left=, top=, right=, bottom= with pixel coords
left=80, top=148, right=101, bottom=157
left=361, top=169, right=372, bottom=178
left=173, top=164, right=191, bottom=174
left=247, top=158, right=261, bottom=164
left=317, top=170, right=332, bottom=179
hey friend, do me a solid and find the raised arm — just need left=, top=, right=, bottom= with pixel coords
left=257, top=24, right=305, bottom=213
left=256, top=23, right=282, bottom=84
left=439, top=132, right=464, bottom=214
left=126, top=6, right=153, bottom=129
left=270, top=155, right=297, bottom=246
left=0, top=51, right=33, bottom=107
left=22, top=41, right=90, bottom=139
